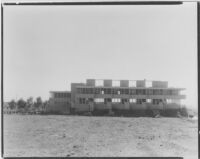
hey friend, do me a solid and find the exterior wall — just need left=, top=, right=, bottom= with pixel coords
left=104, top=80, right=112, bottom=87
left=86, top=79, right=95, bottom=86
left=120, top=80, right=129, bottom=87
left=71, top=83, right=85, bottom=108
left=136, top=80, right=145, bottom=87
left=112, top=104, right=123, bottom=110
left=47, top=91, right=71, bottom=114
left=94, top=103, right=109, bottom=110
left=146, top=103, right=164, bottom=110
left=74, top=104, right=90, bottom=112
left=152, top=81, right=168, bottom=88
left=130, top=104, right=147, bottom=110
left=47, top=98, right=70, bottom=114
left=163, top=103, right=181, bottom=110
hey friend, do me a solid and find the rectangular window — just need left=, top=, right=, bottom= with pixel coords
left=112, top=89, right=117, bottom=94
left=79, top=98, right=86, bottom=104
left=112, top=80, right=120, bottom=87
left=153, top=99, right=159, bottom=104
left=147, top=89, right=153, bottom=95
left=120, top=89, right=124, bottom=94
left=136, top=99, right=143, bottom=104
left=142, top=99, right=146, bottom=103
left=104, top=88, right=111, bottom=94
left=112, top=98, right=121, bottom=103
left=105, top=98, right=111, bottom=103
left=153, top=89, right=159, bottom=95
left=147, top=99, right=152, bottom=103
left=129, top=99, right=136, bottom=103
left=129, top=81, right=136, bottom=87
left=130, top=89, right=136, bottom=95
left=89, top=88, right=93, bottom=94
left=167, top=99, right=172, bottom=103
left=94, top=98, right=104, bottom=103
left=146, top=81, right=152, bottom=87
left=163, top=90, right=168, bottom=95
left=125, top=89, right=129, bottom=95
left=85, top=88, right=89, bottom=94
left=136, top=89, right=145, bottom=95
left=95, top=80, right=103, bottom=86
left=82, top=88, right=86, bottom=94
left=95, top=88, right=100, bottom=94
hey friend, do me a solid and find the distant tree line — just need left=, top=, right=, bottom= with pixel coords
left=4, top=97, right=49, bottom=114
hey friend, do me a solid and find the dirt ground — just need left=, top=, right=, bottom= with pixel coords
left=3, top=115, right=198, bottom=158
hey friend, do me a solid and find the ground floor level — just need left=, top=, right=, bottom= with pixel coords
left=4, top=115, right=198, bottom=159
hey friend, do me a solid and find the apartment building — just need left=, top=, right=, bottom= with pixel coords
left=71, top=79, right=185, bottom=115
left=48, top=79, right=185, bottom=115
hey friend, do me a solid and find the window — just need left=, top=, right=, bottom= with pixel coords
left=147, top=89, right=153, bottom=95
left=101, top=90, right=104, bottom=94
left=167, top=99, right=172, bottom=103
left=112, top=80, right=120, bottom=87
left=112, top=98, right=121, bottom=103
left=153, top=89, right=159, bottom=95
left=136, top=99, right=146, bottom=104
left=130, top=89, right=136, bottom=95
left=104, top=88, right=111, bottom=94
left=95, top=88, right=101, bottom=94
left=104, top=98, right=111, bottom=104
left=147, top=99, right=152, bottom=103
left=171, top=90, right=178, bottom=95
left=95, top=80, right=103, bottom=86
left=136, top=89, right=145, bottom=95
left=112, top=89, right=118, bottom=94
left=94, top=98, right=104, bottom=103
left=105, top=98, right=111, bottom=103
left=120, top=89, right=124, bottom=94
left=120, top=89, right=129, bottom=95
left=125, top=89, right=129, bottom=94
left=163, top=90, right=168, bottom=95
left=129, top=81, right=136, bottom=87
left=117, top=90, right=120, bottom=95
left=79, top=98, right=86, bottom=104
left=136, top=99, right=142, bottom=104
left=89, top=98, right=94, bottom=102
left=82, top=88, right=86, bottom=94
left=130, top=99, right=136, bottom=103
left=142, top=99, right=146, bottom=103
left=153, top=99, right=160, bottom=104
left=121, top=98, right=128, bottom=104
left=146, top=81, right=152, bottom=87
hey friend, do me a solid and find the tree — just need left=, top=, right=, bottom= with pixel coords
left=34, top=97, right=42, bottom=108
left=25, top=97, right=34, bottom=112
left=27, top=97, right=34, bottom=108
left=17, top=98, right=26, bottom=109
left=9, top=100, right=16, bottom=109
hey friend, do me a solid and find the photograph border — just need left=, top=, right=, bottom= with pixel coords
left=1, top=1, right=199, bottom=158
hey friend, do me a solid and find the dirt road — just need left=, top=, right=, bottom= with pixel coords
left=3, top=115, right=198, bottom=158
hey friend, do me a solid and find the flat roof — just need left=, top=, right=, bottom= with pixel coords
left=86, top=79, right=168, bottom=82
left=75, top=86, right=185, bottom=90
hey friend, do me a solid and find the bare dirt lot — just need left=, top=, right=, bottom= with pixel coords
left=3, top=115, right=198, bottom=158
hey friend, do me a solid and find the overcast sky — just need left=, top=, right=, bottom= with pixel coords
left=4, top=3, right=197, bottom=109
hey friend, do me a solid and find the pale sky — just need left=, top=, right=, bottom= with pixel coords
left=4, top=3, right=197, bottom=109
